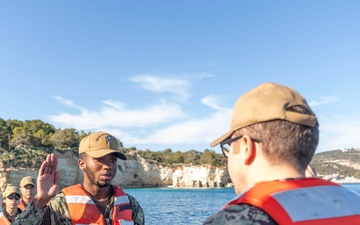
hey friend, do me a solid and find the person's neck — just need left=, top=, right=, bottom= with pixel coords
left=248, top=163, right=304, bottom=185
left=6, top=207, right=18, bottom=217
left=22, top=197, right=32, bottom=205
left=82, top=183, right=112, bottom=214
left=82, top=183, right=112, bottom=201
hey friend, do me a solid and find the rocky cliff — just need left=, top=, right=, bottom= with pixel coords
left=0, top=150, right=231, bottom=193
left=311, top=148, right=360, bottom=179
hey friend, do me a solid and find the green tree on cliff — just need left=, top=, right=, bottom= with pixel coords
left=50, top=128, right=80, bottom=149
left=23, top=119, right=55, bottom=147
left=10, top=126, right=29, bottom=148
left=0, top=118, right=11, bottom=149
left=0, top=117, right=226, bottom=167
left=199, top=149, right=225, bottom=166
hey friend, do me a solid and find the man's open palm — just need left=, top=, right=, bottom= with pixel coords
left=35, top=153, right=60, bottom=208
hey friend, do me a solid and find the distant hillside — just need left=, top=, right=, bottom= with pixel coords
left=311, top=148, right=360, bottom=178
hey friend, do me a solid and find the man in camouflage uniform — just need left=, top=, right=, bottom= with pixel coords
left=12, top=131, right=144, bottom=225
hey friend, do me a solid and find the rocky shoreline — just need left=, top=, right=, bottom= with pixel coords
left=331, top=179, right=360, bottom=184
left=2, top=149, right=360, bottom=192
left=0, top=150, right=231, bottom=192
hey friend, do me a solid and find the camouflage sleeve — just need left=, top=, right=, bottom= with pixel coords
left=127, top=193, right=145, bottom=225
left=203, top=204, right=278, bottom=225
left=11, top=202, right=45, bottom=225
left=40, top=193, right=72, bottom=225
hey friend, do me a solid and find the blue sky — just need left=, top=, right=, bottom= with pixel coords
left=0, top=1, right=359, bottom=154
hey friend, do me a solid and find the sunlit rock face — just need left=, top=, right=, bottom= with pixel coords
left=0, top=150, right=231, bottom=192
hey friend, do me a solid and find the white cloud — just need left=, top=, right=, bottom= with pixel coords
left=49, top=98, right=184, bottom=130
left=129, top=75, right=190, bottom=101
left=102, top=100, right=125, bottom=110
left=308, top=96, right=339, bottom=107
left=49, top=93, right=233, bottom=150
left=52, top=96, right=86, bottom=111
left=316, top=116, right=360, bottom=153
left=199, top=72, right=214, bottom=79
left=132, top=108, right=232, bottom=145
left=51, top=93, right=360, bottom=154
left=201, top=95, right=224, bottom=110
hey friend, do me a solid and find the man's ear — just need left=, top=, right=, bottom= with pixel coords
left=78, top=158, right=86, bottom=172
left=241, top=135, right=256, bottom=165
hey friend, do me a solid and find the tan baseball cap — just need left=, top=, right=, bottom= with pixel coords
left=2, top=185, right=21, bottom=198
left=211, top=82, right=318, bottom=147
left=20, top=176, right=36, bottom=187
left=79, top=131, right=127, bottom=160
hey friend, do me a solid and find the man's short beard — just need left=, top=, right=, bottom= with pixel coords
left=85, top=167, right=112, bottom=188
left=97, top=182, right=110, bottom=188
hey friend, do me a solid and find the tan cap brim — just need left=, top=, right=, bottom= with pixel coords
left=85, top=149, right=127, bottom=160
left=210, top=130, right=233, bottom=147
left=22, top=182, right=35, bottom=186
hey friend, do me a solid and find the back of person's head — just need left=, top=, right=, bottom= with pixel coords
left=211, top=82, right=319, bottom=170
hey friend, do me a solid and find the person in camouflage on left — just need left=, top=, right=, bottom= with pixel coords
left=10, top=153, right=60, bottom=225
left=12, top=131, right=144, bottom=225
left=38, top=189, right=144, bottom=225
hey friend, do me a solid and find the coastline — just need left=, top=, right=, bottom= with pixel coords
left=330, top=179, right=360, bottom=184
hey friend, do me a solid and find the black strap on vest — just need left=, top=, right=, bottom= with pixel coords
left=119, top=204, right=132, bottom=211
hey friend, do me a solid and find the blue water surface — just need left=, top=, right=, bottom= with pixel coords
left=124, top=187, right=236, bottom=225
left=125, top=184, right=360, bottom=225
left=342, top=183, right=360, bottom=193
left=0, top=183, right=358, bottom=224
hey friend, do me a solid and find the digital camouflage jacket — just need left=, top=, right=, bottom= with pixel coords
left=11, top=186, right=144, bottom=225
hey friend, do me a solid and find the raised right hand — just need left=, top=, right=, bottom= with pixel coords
left=32, top=153, right=60, bottom=208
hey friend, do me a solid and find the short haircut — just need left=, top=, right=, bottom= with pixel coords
left=234, top=105, right=319, bottom=171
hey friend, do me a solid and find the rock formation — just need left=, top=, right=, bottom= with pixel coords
left=0, top=150, right=231, bottom=192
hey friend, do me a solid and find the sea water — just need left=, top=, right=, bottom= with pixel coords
left=125, top=183, right=360, bottom=225
left=124, top=187, right=234, bottom=225
left=0, top=184, right=359, bottom=224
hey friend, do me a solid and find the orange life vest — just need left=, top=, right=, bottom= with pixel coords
left=62, top=184, right=134, bottom=225
left=224, top=178, right=360, bottom=225
left=0, top=213, right=10, bottom=225
left=17, top=199, right=27, bottom=211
